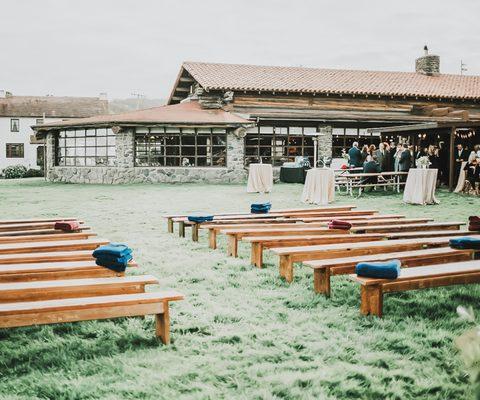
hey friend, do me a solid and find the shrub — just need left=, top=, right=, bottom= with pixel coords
left=3, top=165, right=27, bottom=179
left=24, top=168, right=44, bottom=178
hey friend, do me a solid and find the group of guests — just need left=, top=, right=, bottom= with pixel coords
left=345, top=141, right=480, bottom=190
left=460, top=145, right=480, bottom=195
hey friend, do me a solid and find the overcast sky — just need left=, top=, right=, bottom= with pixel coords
left=2, top=0, right=479, bottom=99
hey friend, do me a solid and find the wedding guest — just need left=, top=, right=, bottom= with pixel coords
left=455, top=144, right=468, bottom=182
left=361, top=145, right=369, bottom=163
left=348, top=141, right=362, bottom=167
left=427, top=145, right=440, bottom=170
left=375, top=142, right=388, bottom=172
left=399, top=144, right=412, bottom=173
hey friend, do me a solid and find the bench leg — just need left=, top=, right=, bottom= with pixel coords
left=208, top=229, right=217, bottom=249
left=280, top=255, right=294, bottom=283
left=178, top=221, right=185, bottom=238
left=191, top=223, right=199, bottom=242
left=167, top=219, right=174, bottom=233
left=360, top=285, right=383, bottom=317
left=155, top=303, right=170, bottom=344
left=227, top=235, right=238, bottom=257
left=313, top=268, right=331, bottom=297
left=251, top=242, right=263, bottom=268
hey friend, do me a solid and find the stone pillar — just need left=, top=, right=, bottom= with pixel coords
left=45, top=132, right=56, bottom=180
left=226, top=130, right=247, bottom=182
left=115, top=128, right=134, bottom=168
left=317, top=126, right=333, bottom=162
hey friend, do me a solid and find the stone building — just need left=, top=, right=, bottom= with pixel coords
left=35, top=49, right=480, bottom=184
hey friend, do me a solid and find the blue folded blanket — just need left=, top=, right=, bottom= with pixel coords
left=449, top=237, right=480, bottom=250
left=355, top=259, right=401, bottom=279
left=93, top=243, right=132, bottom=258
left=187, top=215, right=214, bottom=223
left=95, top=258, right=129, bottom=273
left=95, top=252, right=132, bottom=264
left=251, top=202, right=271, bottom=214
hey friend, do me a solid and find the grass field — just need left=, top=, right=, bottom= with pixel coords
left=0, top=178, right=479, bottom=400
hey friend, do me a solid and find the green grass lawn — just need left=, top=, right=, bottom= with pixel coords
left=0, top=178, right=479, bottom=400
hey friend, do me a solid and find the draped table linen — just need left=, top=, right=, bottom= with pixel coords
left=301, top=168, right=335, bottom=205
left=454, top=161, right=468, bottom=193
left=403, top=168, right=439, bottom=205
left=247, top=163, right=273, bottom=193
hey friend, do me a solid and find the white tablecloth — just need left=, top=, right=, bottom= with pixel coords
left=247, top=163, right=273, bottom=193
left=403, top=168, right=439, bottom=205
left=301, top=168, right=335, bottom=205
left=454, top=161, right=468, bottom=193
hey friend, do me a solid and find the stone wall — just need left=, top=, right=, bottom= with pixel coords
left=317, top=127, right=333, bottom=164
left=46, top=129, right=247, bottom=184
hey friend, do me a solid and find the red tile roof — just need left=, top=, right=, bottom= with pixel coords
left=181, top=61, right=480, bottom=100
left=0, top=95, right=108, bottom=118
left=33, top=100, right=250, bottom=130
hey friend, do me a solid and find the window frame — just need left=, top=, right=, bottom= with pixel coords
left=6, top=143, right=24, bottom=158
left=10, top=119, right=19, bottom=132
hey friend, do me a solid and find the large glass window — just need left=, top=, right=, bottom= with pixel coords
left=56, top=128, right=116, bottom=166
left=6, top=143, right=24, bottom=158
left=134, top=127, right=227, bottom=167
left=244, top=126, right=315, bottom=166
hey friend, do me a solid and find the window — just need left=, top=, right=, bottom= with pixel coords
left=134, top=127, right=227, bottom=167
left=244, top=126, right=315, bottom=166
left=35, top=118, right=44, bottom=125
left=6, top=143, right=24, bottom=158
left=10, top=119, right=19, bottom=132
left=55, top=128, right=116, bottom=166
left=37, top=146, right=44, bottom=167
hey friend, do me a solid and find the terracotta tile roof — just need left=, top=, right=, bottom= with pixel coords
left=34, top=100, right=250, bottom=131
left=0, top=96, right=108, bottom=118
left=182, top=61, right=480, bottom=100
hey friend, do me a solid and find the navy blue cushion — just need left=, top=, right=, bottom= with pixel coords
left=355, top=259, right=401, bottom=279
left=251, top=202, right=271, bottom=214
left=187, top=215, right=214, bottom=223
left=93, top=243, right=132, bottom=258
left=95, top=258, right=128, bottom=273
left=450, top=237, right=480, bottom=250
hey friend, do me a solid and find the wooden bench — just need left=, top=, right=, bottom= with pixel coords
left=0, top=260, right=138, bottom=283
left=351, top=222, right=464, bottom=234
left=0, top=227, right=91, bottom=237
left=0, top=238, right=109, bottom=256
left=0, top=221, right=86, bottom=233
left=305, top=247, right=475, bottom=297
left=221, top=227, right=350, bottom=257
left=350, top=260, right=480, bottom=317
left=270, top=235, right=480, bottom=283
left=0, top=291, right=184, bottom=343
left=386, top=230, right=477, bottom=240
left=0, top=232, right=97, bottom=244
left=0, top=250, right=94, bottom=265
left=300, top=214, right=405, bottom=223
left=0, top=217, right=80, bottom=225
left=244, top=233, right=386, bottom=267
left=342, top=172, right=408, bottom=196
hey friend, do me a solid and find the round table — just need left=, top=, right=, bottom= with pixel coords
left=301, top=168, right=335, bottom=205
left=403, top=168, right=439, bottom=205
left=247, top=163, right=273, bottom=193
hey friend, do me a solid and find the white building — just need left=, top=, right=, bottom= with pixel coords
left=0, top=90, right=108, bottom=171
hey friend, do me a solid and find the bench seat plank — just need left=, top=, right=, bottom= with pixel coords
left=0, top=232, right=97, bottom=244
left=0, top=221, right=85, bottom=233
left=0, top=227, right=91, bottom=237
left=0, top=217, right=79, bottom=225
left=0, top=238, right=109, bottom=255
left=0, top=275, right=158, bottom=302
left=351, top=222, right=463, bottom=234
left=0, top=250, right=94, bottom=265
left=0, top=291, right=184, bottom=343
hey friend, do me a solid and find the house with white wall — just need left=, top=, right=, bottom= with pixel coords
left=0, top=90, right=108, bottom=171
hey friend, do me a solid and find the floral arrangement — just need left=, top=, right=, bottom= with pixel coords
left=456, top=306, right=480, bottom=399
left=416, top=156, right=431, bottom=168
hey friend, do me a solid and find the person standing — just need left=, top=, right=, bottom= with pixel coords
left=399, top=144, right=412, bottom=173
left=455, top=144, right=468, bottom=183
left=389, top=141, right=397, bottom=171
left=427, top=145, right=440, bottom=170
left=348, top=141, right=362, bottom=168
left=394, top=144, right=403, bottom=172
left=438, top=141, right=448, bottom=185
left=375, top=142, right=387, bottom=172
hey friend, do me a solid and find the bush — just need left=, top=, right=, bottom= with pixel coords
left=3, top=165, right=27, bottom=179
left=24, top=168, right=44, bottom=178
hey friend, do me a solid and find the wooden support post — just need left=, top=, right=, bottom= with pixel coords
left=313, top=268, right=331, bottom=297
left=449, top=126, right=456, bottom=191
left=251, top=242, right=263, bottom=268
left=226, top=234, right=238, bottom=257
left=178, top=221, right=186, bottom=238
left=280, top=255, right=294, bottom=283
left=167, top=218, right=174, bottom=234
left=191, top=223, right=199, bottom=242
left=155, top=303, right=170, bottom=344
left=360, top=285, right=383, bottom=317
left=208, top=229, right=217, bottom=249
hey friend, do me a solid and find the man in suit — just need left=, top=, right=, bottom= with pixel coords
left=348, top=141, right=362, bottom=168
left=388, top=141, right=397, bottom=171
left=375, top=142, right=387, bottom=172
left=362, top=155, right=381, bottom=187
left=399, top=144, right=412, bottom=173
left=455, top=144, right=468, bottom=183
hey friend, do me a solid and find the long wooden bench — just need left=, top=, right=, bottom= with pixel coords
left=386, top=230, right=477, bottom=240
left=0, top=227, right=91, bottom=237
left=270, top=235, right=480, bottom=283
left=0, top=260, right=138, bottom=282
left=0, top=238, right=109, bottom=256
left=0, top=291, right=184, bottom=343
left=244, top=233, right=386, bottom=267
left=0, top=250, right=94, bottom=265
left=0, top=221, right=86, bottom=233
left=0, top=232, right=97, bottom=244
left=305, top=247, right=475, bottom=296
left=0, top=217, right=79, bottom=225
left=300, top=214, right=405, bottom=222
left=351, top=222, right=464, bottom=234
left=221, top=227, right=350, bottom=257
left=350, top=260, right=480, bottom=317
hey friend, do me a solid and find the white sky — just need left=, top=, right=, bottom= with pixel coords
left=1, top=0, right=479, bottom=99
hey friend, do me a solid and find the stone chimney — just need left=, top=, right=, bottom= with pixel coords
left=415, top=45, right=440, bottom=75
left=99, top=92, right=108, bottom=101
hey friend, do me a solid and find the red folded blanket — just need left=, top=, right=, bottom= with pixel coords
left=468, top=216, right=480, bottom=231
left=328, top=219, right=352, bottom=230
left=54, top=220, right=80, bottom=232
